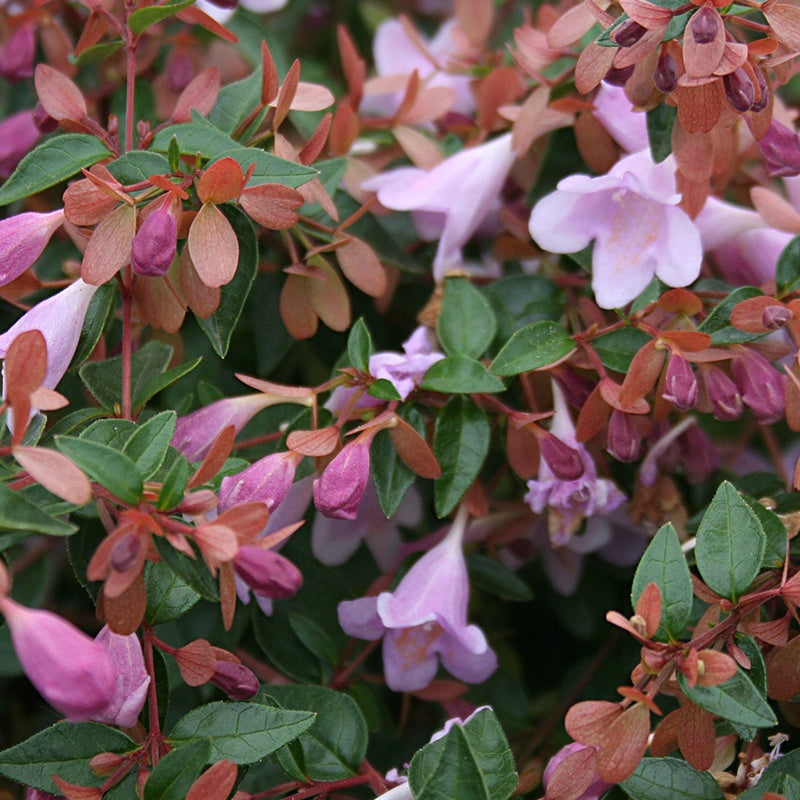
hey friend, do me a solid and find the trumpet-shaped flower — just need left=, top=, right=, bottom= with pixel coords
left=363, top=134, right=516, bottom=282
left=338, top=508, right=497, bottom=691
left=0, top=209, right=64, bottom=287
left=529, top=150, right=702, bottom=308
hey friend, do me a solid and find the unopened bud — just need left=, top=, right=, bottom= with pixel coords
left=731, top=349, right=786, bottom=424
left=90, top=752, right=126, bottom=776
left=109, top=532, right=141, bottom=573
left=166, top=50, right=195, bottom=95
left=210, top=660, right=259, bottom=700
left=663, top=354, right=698, bottom=411
left=679, top=425, right=719, bottom=482
left=607, top=410, right=641, bottom=462
left=762, top=304, right=792, bottom=330
left=759, top=120, right=800, bottom=178
left=0, top=26, right=35, bottom=81
left=539, top=432, right=585, bottom=480
left=234, top=547, right=302, bottom=599
left=131, top=208, right=177, bottom=277
left=614, top=20, right=648, bottom=47
left=313, top=435, right=373, bottom=520
left=690, top=6, right=720, bottom=44
left=701, top=365, right=743, bottom=421
left=723, top=68, right=756, bottom=112
left=654, top=50, right=678, bottom=94
left=604, top=63, right=634, bottom=87
left=32, top=102, right=58, bottom=134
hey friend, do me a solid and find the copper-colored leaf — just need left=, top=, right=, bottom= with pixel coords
left=51, top=776, right=102, bottom=800
left=329, top=104, right=360, bottom=157
left=565, top=700, right=622, bottom=746
left=676, top=81, right=723, bottom=135
left=261, top=40, right=279, bottom=105
left=133, top=272, right=186, bottom=335
left=195, top=523, right=239, bottom=564
left=214, top=501, right=270, bottom=542
left=676, top=703, right=715, bottom=771
left=751, top=185, right=800, bottom=232
left=197, top=157, right=245, bottom=205
left=730, top=296, right=787, bottom=333
left=175, top=5, right=238, bottom=41
left=635, top=582, right=662, bottom=638
left=308, top=259, right=351, bottom=331
left=765, top=2, right=800, bottom=51
left=273, top=59, right=301, bottom=130
left=178, top=246, right=220, bottom=319
left=100, top=570, right=146, bottom=634
left=63, top=179, right=119, bottom=227
left=543, top=745, right=598, bottom=800
left=658, top=330, right=712, bottom=352
left=286, top=426, right=341, bottom=457
left=5, top=329, right=47, bottom=398
left=299, top=113, right=332, bottom=165
left=455, top=0, right=492, bottom=46
left=189, top=425, right=236, bottom=488
left=547, top=3, right=598, bottom=47
left=767, top=634, right=800, bottom=700
left=174, top=639, right=216, bottom=686
left=596, top=702, right=650, bottom=783
left=289, top=82, right=335, bottom=112
left=240, top=184, right=303, bottom=230
left=171, top=67, right=220, bottom=123
left=81, top=203, right=137, bottom=285
left=574, top=42, right=616, bottom=95
left=475, top=66, right=524, bottom=132
left=234, top=374, right=315, bottom=399
left=280, top=273, right=318, bottom=339
left=187, top=760, right=239, bottom=800
left=337, top=25, right=365, bottom=109
left=394, top=125, right=444, bottom=170
left=14, top=445, right=92, bottom=505
left=389, top=417, right=442, bottom=479
left=506, top=423, right=540, bottom=479
left=335, top=237, right=387, bottom=298
left=187, top=203, right=239, bottom=288
left=619, top=342, right=665, bottom=406
left=683, top=7, right=725, bottom=78
left=659, top=288, right=703, bottom=316
left=34, top=64, right=87, bottom=122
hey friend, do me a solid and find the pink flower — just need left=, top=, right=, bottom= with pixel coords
left=0, top=209, right=65, bottom=287
left=338, top=508, right=497, bottom=692
left=0, top=596, right=115, bottom=721
left=233, top=547, right=302, bottom=600
left=368, top=326, right=445, bottom=401
left=529, top=150, right=702, bottom=308
left=0, top=25, right=35, bottom=81
left=313, top=433, right=375, bottom=520
left=759, top=120, right=800, bottom=177
left=131, top=207, right=177, bottom=277
left=591, top=83, right=649, bottom=153
left=91, top=626, right=150, bottom=728
left=0, top=110, right=40, bottom=179
left=219, top=450, right=302, bottom=511
left=363, top=134, right=516, bottom=282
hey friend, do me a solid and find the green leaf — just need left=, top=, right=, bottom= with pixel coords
left=631, top=523, right=693, bottom=640
left=0, top=482, right=76, bottom=537
left=409, top=708, right=517, bottom=800
left=421, top=356, right=505, bottom=394
left=437, top=277, right=497, bottom=359
left=153, top=536, right=218, bottom=601
left=208, top=70, right=262, bottom=133
left=145, top=559, right=201, bottom=625
left=168, top=701, right=316, bottom=764
left=367, top=378, right=402, bottom=401
left=698, top=286, right=764, bottom=344
left=740, top=748, right=800, bottom=799
left=433, top=396, right=490, bottom=517
left=744, top=497, right=787, bottom=569
left=150, top=118, right=240, bottom=159
left=777, top=234, right=800, bottom=296
left=195, top=205, right=258, bottom=357
left=79, top=340, right=173, bottom=413
left=0, top=134, right=111, bottom=206
left=71, top=40, right=122, bottom=66
left=592, top=327, right=652, bottom=373
left=211, top=147, right=317, bottom=188
left=133, top=357, right=202, bottom=413
left=371, top=426, right=415, bottom=517
left=265, top=685, right=368, bottom=781
left=695, top=481, right=766, bottom=601
left=485, top=274, right=563, bottom=345
left=128, top=0, right=195, bottom=34
left=647, top=104, right=676, bottom=163
left=677, top=668, right=777, bottom=729
left=620, top=757, right=723, bottom=800
left=287, top=612, right=339, bottom=666
left=70, top=282, right=116, bottom=370
left=122, top=411, right=176, bottom=478
left=157, top=453, right=191, bottom=511
left=467, top=553, right=532, bottom=601
left=105, top=151, right=172, bottom=184
left=0, top=722, right=135, bottom=794
left=143, top=739, right=210, bottom=800
left=347, top=318, right=373, bottom=372
left=489, top=321, right=574, bottom=376
left=56, top=436, right=143, bottom=505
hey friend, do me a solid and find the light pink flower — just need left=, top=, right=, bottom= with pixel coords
left=529, top=150, right=702, bottom=308
left=369, top=326, right=445, bottom=400
left=363, top=134, right=516, bottom=282
left=0, top=209, right=65, bottom=287
left=313, top=433, right=374, bottom=520
left=591, top=82, right=649, bottom=153
left=0, top=596, right=115, bottom=721
left=0, top=110, right=40, bottom=179
left=219, top=449, right=302, bottom=511
left=194, top=0, right=286, bottom=23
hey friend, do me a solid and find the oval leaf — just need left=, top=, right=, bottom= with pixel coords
left=490, top=320, right=575, bottom=376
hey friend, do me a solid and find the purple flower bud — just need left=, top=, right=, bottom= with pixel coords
left=234, top=547, right=302, bottom=599
left=166, top=50, right=196, bottom=94
left=0, top=597, right=115, bottom=721
left=613, top=20, right=647, bottom=47
left=539, top=433, right=585, bottom=480
left=313, top=436, right=373, bottom=520
left=131, top=208, right=177, bottom=277
left=663, top=354, right=697, bottom=411
left=690, top=6, right=719, bottom=43
left=759, top=120, right=800, bottom=178
left=210, top=660, right=259, bottom=700
left=751, top=69, right=770, bottom=112
left=723, top=68, right=756, bottom=113
left=606, top=410, right=641, bottom=462
left=554, top=369, right=595, bottom=409
left=0, top=110, right=40, bottom=179
left=32, top=102, right=58, bottom=134
left=0, top=26, right=35, bottom=81
left=654, top=50, right=678, bottom=94
left=701, top=365, right=743, bottom=421
left=604, top=64, right=634, bottom=87
left=731, top=349, right=786, bottom=424
left=678, top=424, right=719, bottom=482
left=762, top=304, right=792, bottom=330
left=109, top=531, right=141, bottom=573
left=219, top=450, right=301, bottom=511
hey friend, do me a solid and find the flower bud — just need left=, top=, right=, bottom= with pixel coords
left=0, top=26, right=35, bottom=81
left=313, top=435, right=373, bottom=520
left=613, top=20, right=647, bottom=47
left=0, top=210, right=65, bottom=287
left=210, top=660, right=259, bottom=700
left=731, top=349, right=786, bottom=424
left=606, top=410, right=641, bottom=462
left=131, top=208, right=177, bottom=277
left=759, top=120, right=800, bottom=178
left=679, top=424, right=719, bottom=483
left=751, top=69, right=770, bottom=112
left=219, top=450, right=301, bottom=511
left=701, top=365, right=743, bottom=421
left=762, top=304, right=793, bottom=330
left=604, top=64, right=634, bottom=87
left=166, top=50, right=195, bottom=94
left=690, top=6, right=720, bottom=43
left=723, top=68, right=756, bottom=113
left=662, top=354, right=698, bottom=411
left=539, top=432, right=585, bottom=480
left=234, top=547, right=302, bottom=599
left=654, top=50, right=678, bottom=94
left=0, top=110, right=40, bottom=179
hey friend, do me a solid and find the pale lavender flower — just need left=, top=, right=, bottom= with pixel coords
left=529, top=150, right=702, bottom=308
left=0, top=25, right=35, bottom=80
left=363, top=134, right=516, bottom=282
left=338, top=507, right=497, bottom=692
left=525, top=383, right=625, bottom=546
left=0, top=596, right=115, bottom=721
left=0, top=110, right=40, bottom=179
left=369, top=326, right=445, bottom=400
left=194, top=0, right=286, bottom=23
left=91, top=626, right=149, bottom=728
left=429, top=705, right=493, bottom=742
left=0, top=279, right=99, bottom=396
left=591, top=82, right=649, bottom=153
left=0, top=209, right=65, bottom=286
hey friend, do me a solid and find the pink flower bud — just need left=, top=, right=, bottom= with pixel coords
left=723, top=68, right=756, bottom=113
left=731, top=349, right=786, bottom=424
left=210, top=660, right=259, bottom=700
left=131, top=208, right=177, bottom=277
left=690, top=6, right=719, bottom=43
left=539, top=433, right=585, bottom=480
left=0, top=110, right=40, bottom=179
left=762, top=304, right=793, bottom=330
left=678, top=424, right=719, bottom=483
left=759, top=121, right=800, bottom=177
left=606, top=410, right=641, bottom=462
left=654, top=50, right=678, bottom=94
left=313, top=435, right=373, bottom=520
left=663, top=354, right=697, bottom=411
left=234, top=547, right=302, bottom=599
left=0, top=210, right=65, bottom=287
left=701, top=365, right=743, bottom=421
left=0, top=597, right=115, bottom=721
left=613, top=20, right=647, bottom=47
left=219, top=450, right=301, bottom=511
left=0, top=26, right=35, bottom=81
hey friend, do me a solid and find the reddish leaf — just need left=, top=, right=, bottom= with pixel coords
left=51, top=776, right=102, bottom=800
left=81, top=203, right=137, bottom=285
left=234, top=374, right=315, bottom=400
left=676, top=703, right=715, bottom=771
left=658, top=330, right=712, bottom=352
left=14, top=446, right=92, bottom=505
left=543, top=745, right=598, bottom=800
left=336, top=237, right=387, bottom=298
left=197, top=158, right=244, bottom=205
left=34, top=64, right=87, bottom=122
left=767, top=634, right=800, bottom=700
left=596, top=702, right=650, bottom=783
left=574, top=42, right=616, bottom=94
left=213, top=502, right=270, bottom=543
left=186, top=760, right=238, bottom=800
left=174, top=639, right=217, bottom=686
left=619, top=342, right=665, bottom=406
left=187, top=203, right=239, bottom=288
left=240, top=184, right=303, bottom=229
left=280, top=273, right=318, bottom=339
left=194, top=523, right=239, bottom=564
left=337, top=25, right=365, bottom=109
left=261, top=40, right=279, bottom=105
left=389, top=417, right=442, bottom=479
left=178, top=246, right=220, bottom=319
left=683, top=7, right=725, bottom=78
left=171, top=67, right=220, bottom=123
left=289, top=82, right=335, bottom=112
left=99, top=570, right=146, bottom=634
left=299, top=113, right=332, bottom=165
left=731, top=296, right=788, bottom=333
left=696, top=649, right=738, bottom=686
left=273, top=59, right=301, bottom=130
left=308, top=259, right=351, bottom=331
left=176, top=5, right=238, bottom=41
left=219, top=560, right=236, bottom=631
left=189, top=425, right=236, bottom=489
left=5, top=330, right=47, bottom=399
left=286, top=426, right=341, bottom=457
left=329, top=104, right=360, bottom=157
left=676, top=81, right=723, bottom=135
left=565, top=700, right=622, bottom=746
left=635, top=582, right=662, bottom=638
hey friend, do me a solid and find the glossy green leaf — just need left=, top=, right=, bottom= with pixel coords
left=489, top=320, right=574, bottom=376
left=55, top=436, right=143, bottom=505
left=195, top=205, right=258, bottom=358
left=677, top=668, right=777, bottom=729
left=437, top=277, right=496, bottom=359
left=129, top=0, right=195, bottom=33
left=0, top=134, right=111, bottom=206
left=153, top=536, right=218, bottom=602
left=106, top=151, right=171, bottom=184
left=777, top=235, right=800, bottom=296
left=485, top=274, right=563, bottom=345
left=208, top=70, right=262, bottom=133
left=467, top=553, right=532, bottom=601
left=433, top=396, right=490, bottom=517
left=157, top=453, right=191, bottom=511
left=72, top=40, right=122, bottom=66
left=744, top=497, right=787, bottom=569
left=347, top=318, right=372, bottom=372
left=143, top=739, right=210, bottom=800
left=0, top=482, right=76, bottom=537
left=620, top=757, right=723, bottom=800
left=122, top=411, right=176, bottom=478
left=168, top=702, right=315, bottom=764
left=698, top=286, right=764, bottom=344
left=367, top=378, right=402, bottom=401
left=144, top=559, right=200, bottom=625
left=70, top=282, right=116, bottom=370
left=150, top=118, right=239, bottom=159
left=371, top=427, right=414, bottom=518
left=409, top=708, right=517, bottom=800
left=211, top=147, right=317, bottom=188
left=592, top=327, right=652, bottom=373
left=265, top=685, right=368, bottom=781
left=631, top=523, right=693, bottom=640
left=0, top=722, right=135, bottom=794
left=647, top=104, right=676, bottom=163
left=695, top=481, right=766, bottom=601
left=133, top=357, right=202, bottom=413
left=421, top=356, right=505, bottom=394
